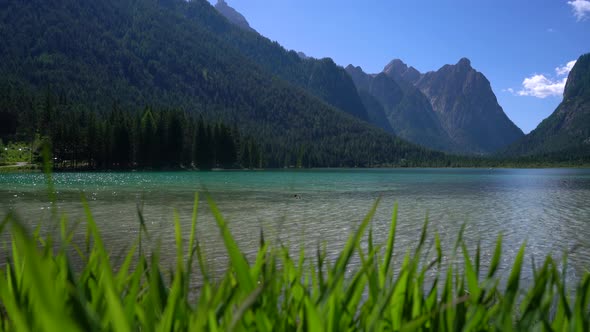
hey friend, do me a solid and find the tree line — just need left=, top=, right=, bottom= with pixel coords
left=0, top=88, right=263, bottom=170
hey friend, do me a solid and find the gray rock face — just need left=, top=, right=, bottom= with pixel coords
left=415, top=58, right=524, bottom=154
left=357, top=90, right=395, bottom=134
left=345, top=65, right=455, bottom=152
left=347, top=58, right=524, bottom=154
left=345, top=65, right=372, bottom=92
left=383, top=59, right=422, bottom=84
left=214, top=0, right=256, bottom=33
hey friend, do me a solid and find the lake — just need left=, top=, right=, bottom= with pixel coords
left=1, top=168, right=590, bottom=286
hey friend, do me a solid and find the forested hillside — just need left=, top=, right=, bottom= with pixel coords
left=502, top=53, right=590, bottom=161
left=0, top=0, right=450, bottom=168
left=211, top=0, right=370, bottom=122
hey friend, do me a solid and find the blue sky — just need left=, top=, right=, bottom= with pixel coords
left=209, top=1, right=590, bottom=133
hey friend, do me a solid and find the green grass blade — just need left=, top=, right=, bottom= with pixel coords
left=380, top=203, right=398, bottom=288
left=206, top=194, right=255, bottom=293
left=487, top=234, right=502, bottom=278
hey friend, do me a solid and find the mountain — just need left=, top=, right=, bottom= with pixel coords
left=370, top=58, right=524, bottom=154
left=0, top=0, right=447, bottom=167
left=357, top=90, right=395, bottom=133
left=345, top=65, right=456, bottom=152
left=383, top=59, right=422, bottom=84
left=413, top=58, right=524, bottom=154
left=347, top=58, right=523, bottom=154
left=297, top=52, right=310, bottom=60
left=211, top=0, right=369, bottom=122
left=214, top=0, right=256, bottom=33
left=344, top=65, right=394, bottom=133
left=503, top=53, right=590, bottom=159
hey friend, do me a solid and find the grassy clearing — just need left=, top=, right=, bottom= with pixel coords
left=0, top=142, right=33, bottom=164
left=0, top=193, right=589, bottom=331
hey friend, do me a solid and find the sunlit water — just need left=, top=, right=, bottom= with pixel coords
left=1, top=168, right=590, bottom=287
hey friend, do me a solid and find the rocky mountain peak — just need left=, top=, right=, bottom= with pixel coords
left=414, top=58, right=523, bottom=153
left=345, top=64, right=372, bottom=92
left=383, top=59, right=422, bottom=84
left=214, top=0, right=256, bottom=33
left=457, top=57, right=472, bottom=68
left=297, top=51, right=309, bottom=60
left=563, top=53, right=590, bottom=100
left=383, top=59, right=409, bottom=74
left=347, top=56, right=524, bottom=154
left=345, top=64, right=365, bottom=75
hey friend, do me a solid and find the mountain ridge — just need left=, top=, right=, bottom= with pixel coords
left=212, top=0, right=370, bottom=123
left=383, top=59, right=422, bottom=84
left=348, top=57, right=524, bottom=154
left=502, top=53, right=590, bottom=159
left=345, top=65, right=455, bottom=152
left=214, top=0, right=256, bottom=33
left=414, top=57, right=524, bottom=154
left=213, top=1, right=525, bottom=155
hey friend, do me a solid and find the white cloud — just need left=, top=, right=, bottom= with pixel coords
left=517, top=75, right=567, bottom=98
left=568, top=0, right=590, bottom=20
left=515, top=60, right=577, bottom=98
left=555, top=60, right=577, bottom=76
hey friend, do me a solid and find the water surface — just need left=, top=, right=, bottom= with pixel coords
left=1, top=168, right=590, bottom=284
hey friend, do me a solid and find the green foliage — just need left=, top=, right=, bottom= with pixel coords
left=502, top=53, right=590, bottom=160
left=1, top=198, right=590, bottom=330
left=0, top=88, right=252, bottom=169
left=212, top=2, right=370, bottom=122
left=0, top=0, right=454, bottom=168
left=0, top=85, right=456, bottom=168
left=0, top=141, right=36, bottom=164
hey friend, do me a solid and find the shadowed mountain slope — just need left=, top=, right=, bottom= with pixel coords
left=503, top=53, right=590, bottom=159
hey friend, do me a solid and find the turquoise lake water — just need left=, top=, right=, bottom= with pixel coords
left=1, top=168, right=590, bottom=284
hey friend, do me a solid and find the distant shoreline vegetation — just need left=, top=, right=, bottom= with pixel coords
left=1, top=148, right=589, bottom=173
left=0, top=138, right=588, bottom=172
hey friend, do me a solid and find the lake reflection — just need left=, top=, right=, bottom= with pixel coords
left=1, top=168, right=590, bottom=285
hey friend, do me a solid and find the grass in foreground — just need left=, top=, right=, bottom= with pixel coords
left=0, top=195, right=589, bottom=331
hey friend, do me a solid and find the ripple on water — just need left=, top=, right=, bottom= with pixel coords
left=1, top=169, right=590, bottom=285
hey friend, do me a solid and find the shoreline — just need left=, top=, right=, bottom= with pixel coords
left=1, top=164, right=590, bottom=174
